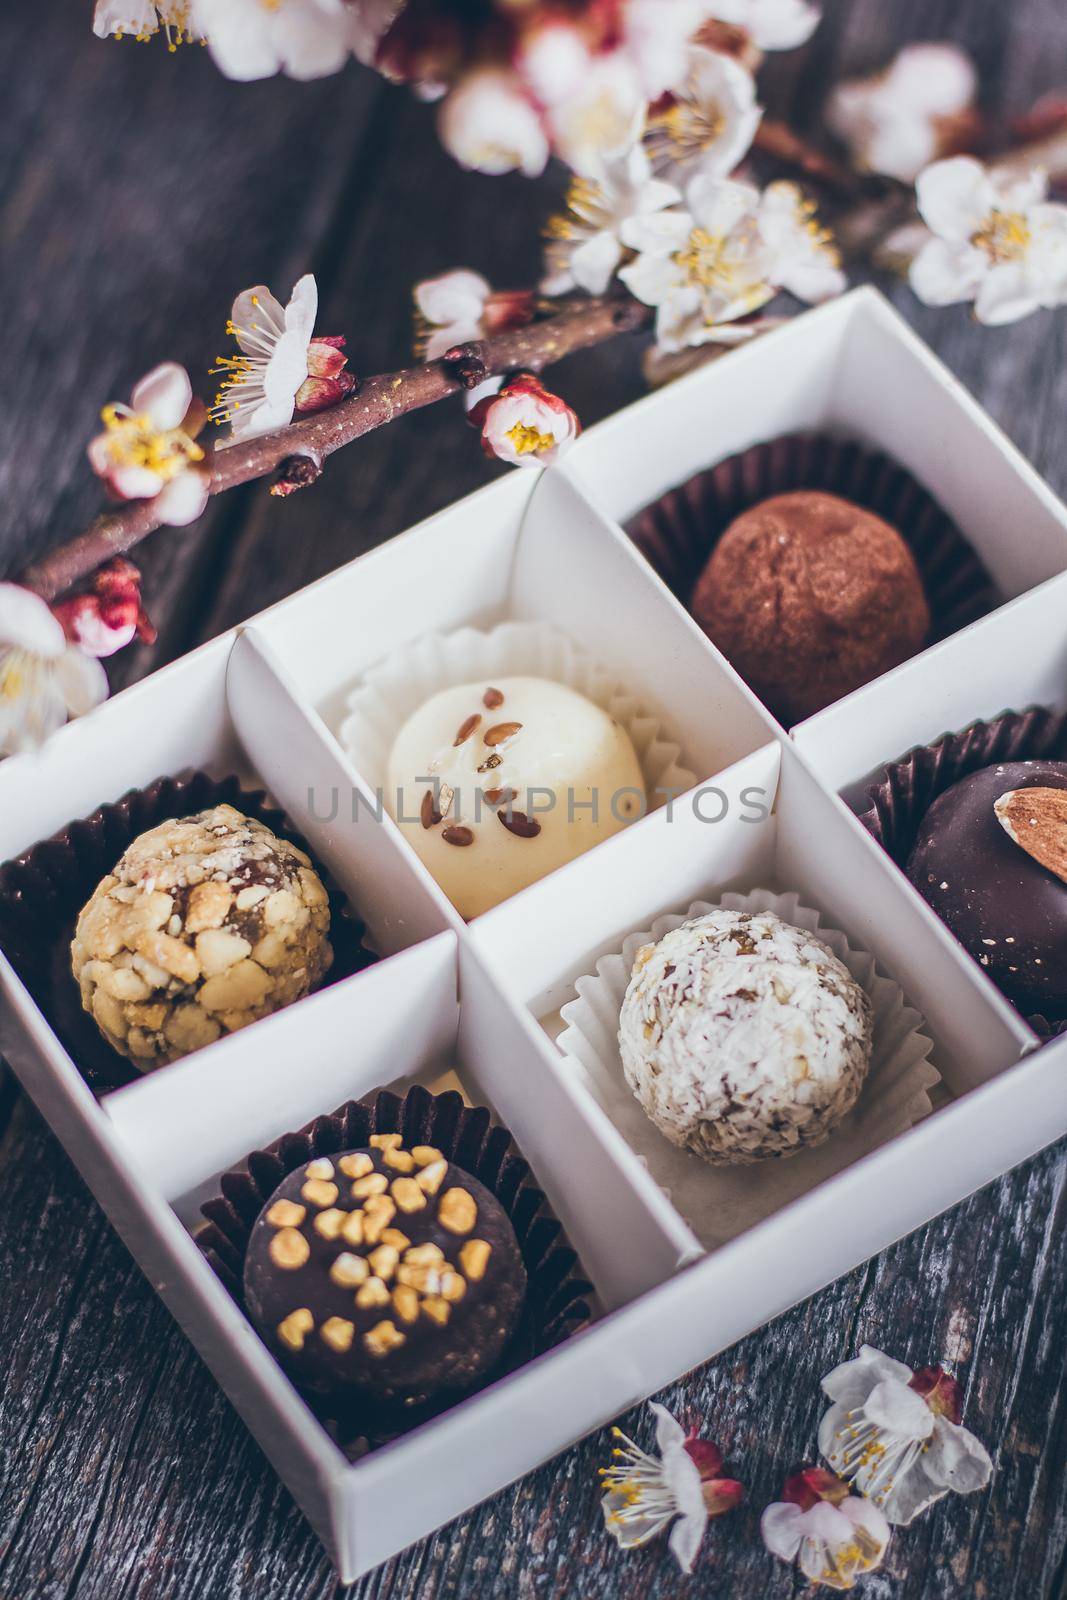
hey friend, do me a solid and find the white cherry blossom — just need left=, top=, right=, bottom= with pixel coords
left=544, top=52, right=645, bottom=176
left=193, top=0, right=354, bottom=81
left=438, top=68, right=550, bottom=177
left=93, top=0, right=201, bottom=44
left=910, top=156, right=1067, bottom=324
left=542, top=140, right=680, bottom=297
left=599, top=1403, right=743, bottom=1574
left=88, top=363, right=209, bottom=527
left=703, top=0, right=821, bottom=52
left=827, top=43, right=977, bottom=184
left=414, top=271, right=533, bottom=405
left=472, top=375, right=579, bottom=469
left=0, top=586, right=108, bottom=757
left=762, top=1469, right=891, bottom=1592
left=819, top=1345, right=993, bottom=1525
left=645, top=47, right=762, bottom=186
left=211, top=274, right=319, bottom=442
left=758, top=180, right=848, bottom=301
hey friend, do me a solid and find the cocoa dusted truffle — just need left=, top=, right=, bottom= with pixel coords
left=243, top=1139, right=527, bottom=1406
left=691, top=490, right=930, bottom=724
left=618, top=909, right=873, bottom=1164
left=71, top=804, right=332, bottom=1070
left=906, top=759, right=1067, bottom=1012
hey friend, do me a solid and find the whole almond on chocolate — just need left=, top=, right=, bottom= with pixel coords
left=994, top=786, right=1067, bottom=885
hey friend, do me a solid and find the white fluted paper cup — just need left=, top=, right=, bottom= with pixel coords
left=339, top=620, right=697, bottom=809
left=557, top=889, right=940, bottom=1250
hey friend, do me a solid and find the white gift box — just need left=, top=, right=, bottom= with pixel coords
left=2, top=288, right=1067, bottom=1580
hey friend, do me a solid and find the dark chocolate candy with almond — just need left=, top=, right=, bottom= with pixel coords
left=906, top=758, right=1067, bottom=1011
left=243, top=1136, right=527, bottom=1406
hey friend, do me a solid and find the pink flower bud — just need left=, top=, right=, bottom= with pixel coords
left=481, top=289, right=536, bottom=334
left=53, top=558, right=155, bottom=658
left=473, top=373, right=579, bottom=468
left=294, top=370, right=358, bottom=415
left=306, top=336, right=349, bottom=379
left=701, top=1476, right=745, bottom=1518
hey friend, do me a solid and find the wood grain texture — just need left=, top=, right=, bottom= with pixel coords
left=2, top=0, right=1067, bottom=1595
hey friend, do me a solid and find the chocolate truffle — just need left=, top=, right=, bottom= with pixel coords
left=243, top=1139, right=527, bottom=1406
left=71, top=803, right=332, bottom=1070
left=618, top=909, right=873, bottom=1164
left=388, top=677, right=646, bottom=919
left=906, top=758, right=1067, bottom=1012
left=691, top=490, right=930, bottom=723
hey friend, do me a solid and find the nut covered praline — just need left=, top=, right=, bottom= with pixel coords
left=618, top=909, right=873, bottom=1164
left=70, top=803, right=332, bottom=1070
left=243, top=1139, right=527, bottom=1406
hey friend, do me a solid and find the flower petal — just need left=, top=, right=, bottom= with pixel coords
left=924, top=1416, right=994, bottom=1495
left=618, top=251, right=683, bottom=307
left=415, top=270, right=490, bottom=328
left=915, top=156, right=997, bottom=244
left=821, top=1346, right=915, bottom=1408
left=619, top=208, right=692, bottom=256
left=667, top=1506, right=707, bottom=1574
left=131, top=362, right=192, bottom=432
left=54, top=647, right=109, bottom=717
left=863, top=1377, right=935, bottom=1440
left=974, top=260, right=1042, bottom=325
left=569, top=230, right=623, bottom=294
left=196, top=0, right=283, bottom=80
left=284, top=272, right=319, bottom=343
left=154, top=468, right=210, bottom=527
left=231, top=284, right=287, bottom=354
left=910, top=236, right=987, bottom=306
left=760, top=1500, right=805, bottom=1561
left=686, top=174, right=760, bottom=237
left=0, top=585, right=65, bottom=658
left=272, top=0, right=352, bottom=80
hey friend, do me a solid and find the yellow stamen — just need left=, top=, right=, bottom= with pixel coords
left=505, top=421, right=555, bottom=456
left=972, top=209, right=1031, bottom=262
left=99, top=406, right=203, bottom=479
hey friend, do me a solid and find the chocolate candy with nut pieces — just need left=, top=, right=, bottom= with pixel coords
left=906, top=758, right=1067, bottom=1012
left=243, top=1139, right=527, bottom=1405
left=70, top=803, right=332, bottom=1071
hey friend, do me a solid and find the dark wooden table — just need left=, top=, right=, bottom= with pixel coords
left=3, top=1, right=1067, bottom=1594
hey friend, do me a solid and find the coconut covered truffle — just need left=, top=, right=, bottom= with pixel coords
left=71, top=803, right=332, bottom=1071
left=388, top=677, right=646, bottom=919
left=618, top=908, right=873, bottom=1164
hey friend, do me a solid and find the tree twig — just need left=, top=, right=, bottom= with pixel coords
left=19, top=294, right=651, bottom=602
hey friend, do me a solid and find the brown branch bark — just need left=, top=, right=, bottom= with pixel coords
left=20, top=294, right=651, bottom=602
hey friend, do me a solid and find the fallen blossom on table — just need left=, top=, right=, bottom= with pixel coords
left=644, top=46, right=762, bottom=186
left=88, top=362, right=209, bottom=526
left=211, top=273, right=354, bottom=443
left=703, top=0, right=821, bottom=53
left=761, top=1466, right=891, bottom=1592
left=819, top=1344, right=993, bottom=1525
left=827, top=42, right=978, bottom=185
left=471, top=374, right=579, bottom=468
left=0, top=585, right=109, bottom=756
left=93, top=0, right=201, bottom=45
left=600, top=1403, right=743, bottom=1573
left=542, top=138, right=680, bottom=297
left=909, top=156, right=1067, bottom=323
left=193, top=0, right=354, bottom=81
left=52, top=559, right=156, bottom=658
